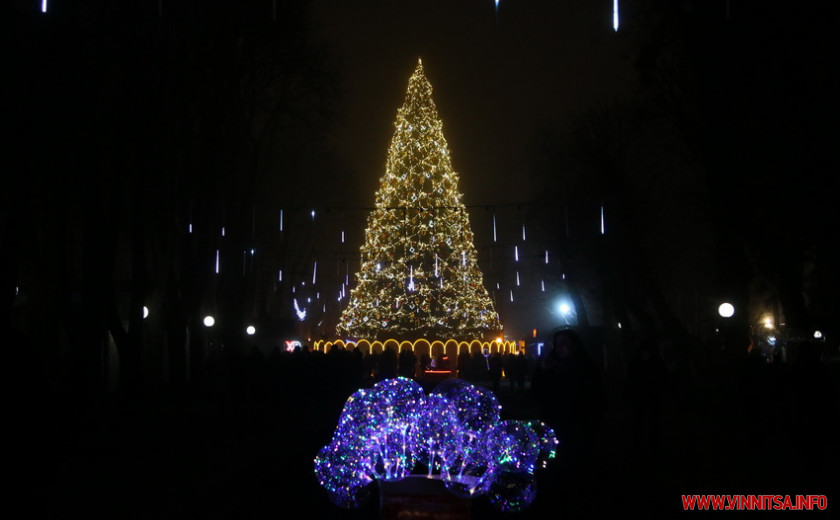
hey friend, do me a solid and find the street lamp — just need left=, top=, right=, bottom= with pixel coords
left=203, top=315, right=215, bottom=328
left=143, top=306, right=149, bottom=319
left=718, top=302, right=735, bottom=318
left=555, top=297, right=576, bottom=325
left=761, top=314, right=774, bottom=330
left=246, top=325, right=256, bottom=336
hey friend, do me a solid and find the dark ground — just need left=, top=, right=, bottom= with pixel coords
left=15, top=349, right=839, bottom=519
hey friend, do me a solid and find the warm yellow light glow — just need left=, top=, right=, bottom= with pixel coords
left=314, top=338, right=516, bottom=355
left=762, top=315, right=774, bottom=329
left=336, top=58, right=500, bottom=341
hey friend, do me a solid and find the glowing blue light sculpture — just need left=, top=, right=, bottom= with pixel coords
left=314, top=377, right=559, bottom=512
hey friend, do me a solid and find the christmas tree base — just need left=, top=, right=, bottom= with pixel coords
left=379, top=475, right=471, bottom=520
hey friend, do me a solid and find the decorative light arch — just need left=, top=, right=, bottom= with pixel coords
left=415, top=339, right=432, bottom=357
left=356, top=339, right=371, bottom=355
left=428, top=340, right=444, bottom=357
left=314, top=338, right=517, bottom=356
left=444, top=339, right=459, bottom=355
left=383, top=339, right=400, bottom=353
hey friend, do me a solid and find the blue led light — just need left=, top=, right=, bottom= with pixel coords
left=314, top=377, right=557, bottom=511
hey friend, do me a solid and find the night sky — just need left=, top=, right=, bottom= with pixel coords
left=311, top=0, right=636, bottom=207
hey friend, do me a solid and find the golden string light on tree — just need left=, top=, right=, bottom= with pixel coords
left=337, top=58, right=501, bottom=341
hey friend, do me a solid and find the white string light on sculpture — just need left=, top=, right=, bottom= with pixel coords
left=294, top=298, right=307, bottom=321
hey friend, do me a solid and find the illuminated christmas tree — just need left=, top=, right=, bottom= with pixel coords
left=337, top=59, right=501, bottom=341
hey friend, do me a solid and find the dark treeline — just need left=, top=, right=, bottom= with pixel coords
left=530, top=0, right=838, bottom=365
left=6, top=1, right=338, bottom=399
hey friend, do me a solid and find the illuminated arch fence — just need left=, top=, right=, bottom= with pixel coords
left=313, top=338, right=517, bottom=357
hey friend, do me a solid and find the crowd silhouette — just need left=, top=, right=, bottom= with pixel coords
left=10, top=326, right=838, bottom=519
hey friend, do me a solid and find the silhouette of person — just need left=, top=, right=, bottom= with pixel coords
left=512, top=350, right=529, bottom=392
left=470, top=350, right=488, bottom=384
left=420, top=351, right=431, bottom=374
left=531, top=329, right=606, bottom=472
left=399, top=347, right=417, bottom=379
left=378, top=345, right=398, bottom=380
left=457, top=350, right=472, bottom=381
left=350, top=346, right=365, bottom=388
left=489, top=352, right=504, bottom=392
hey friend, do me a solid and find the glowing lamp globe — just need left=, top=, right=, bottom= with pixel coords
left=246, top=325, right=256, bottom=336
left=203, top=315, right=215, bottom=327
left=718, top=303, right=734, bottom=318
left=142, top=306, right=149, bottom=319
